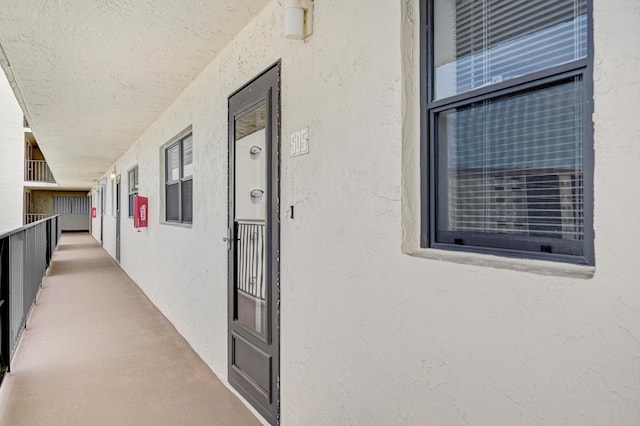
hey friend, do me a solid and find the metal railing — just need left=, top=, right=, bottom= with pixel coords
left=236, top=222, right=266, bottom=301
left=24, top=160, right=56, bottom=183
left=25, top=214, right=51, bottom=225
left=0, top=215, right=61, bottom=379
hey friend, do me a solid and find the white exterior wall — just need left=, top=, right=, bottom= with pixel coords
left=0, top=74, right=24, bottom=234
left=92, top=0, right=640, bottom=424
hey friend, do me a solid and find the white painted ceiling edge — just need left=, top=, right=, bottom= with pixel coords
left=0, top=0, right=270, bottom=189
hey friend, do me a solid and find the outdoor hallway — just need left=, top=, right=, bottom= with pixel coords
left=0, top=233, right=262, bottom=426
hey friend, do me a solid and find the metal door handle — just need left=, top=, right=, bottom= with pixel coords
left=250, top=189, right=264, bottom=198
left=223, top=229, right=233, bottom=250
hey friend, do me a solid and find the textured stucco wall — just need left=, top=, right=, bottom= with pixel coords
left=93, top=0, right=640, bottom=424
left=0, top=73, right=24, bottom=234
left=0, top=0, right=271, bottom=189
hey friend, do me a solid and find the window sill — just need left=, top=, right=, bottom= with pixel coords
left=406, top=246, right=595, bottom=279
left=160, top=220, right=192, bottom=229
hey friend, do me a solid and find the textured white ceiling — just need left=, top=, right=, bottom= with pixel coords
left=0, top=0, right=270, bottom=189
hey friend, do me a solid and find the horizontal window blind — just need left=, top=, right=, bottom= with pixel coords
left=437, top=78, right=584, bottom=242
left=166, top=144, right=180, bottom=182
left=128, top=167, right=138, bottom=192
left=183, top=135, right=193, bottom=177
left=434, top=0, right=587, bottom=99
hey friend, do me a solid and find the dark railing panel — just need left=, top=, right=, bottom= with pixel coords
left=236, top=222, right=266, bottom=301
left=8, top=233, right=24, bottom=360
left=0, top=215, right=61, bottom=378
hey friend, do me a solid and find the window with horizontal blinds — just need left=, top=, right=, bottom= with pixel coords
left=128, top=166, right=138, bottom=218
left=424, top=0, right=592, bottom=263
left=434, top=0, right=587, bottom=99
left=436, top=78, right=584, bottom=248
left=164, top=132, right=193, bottom=224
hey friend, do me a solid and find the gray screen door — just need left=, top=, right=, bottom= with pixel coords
left=100, top=186, right=105, bottom=245
left=227, top=63, right=280, bottom=425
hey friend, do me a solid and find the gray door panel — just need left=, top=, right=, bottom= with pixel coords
left=228, top=63, right=280, bottom=425
left=116, top=176, right=121, bottom=262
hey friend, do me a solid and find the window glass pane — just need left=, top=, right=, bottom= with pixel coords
left=182, top=135, right=193, bottom=178
left=128, top=194, right=134, bottom=217
left=166, top=183, right=180, bottom=221
left=116, top=180, right=120, bottom=210
left=128, top=167, right=138, bottom=192
left=436, top=78, right=584, bottom=244
left=181, top=179, right=193, bottom=223
left=235, top=103, right=266, bottom=140
left=166, top=144, right=180, bottom=182
left=434, top=0, right=587, bottom=99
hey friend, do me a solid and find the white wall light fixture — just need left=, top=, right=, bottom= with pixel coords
left=284, top=0, right=313, bottom=40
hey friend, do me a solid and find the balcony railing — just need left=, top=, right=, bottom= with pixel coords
left=25, top=214, right=51, bottom=225
left=25, top=160, right=56, bottom=183
left=0, top=215, right=61, bottom=380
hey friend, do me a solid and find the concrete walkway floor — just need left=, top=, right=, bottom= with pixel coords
left=0, top=233, right=261, bottom=426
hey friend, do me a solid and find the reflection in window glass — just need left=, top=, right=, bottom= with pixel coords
left=235, top=103, right=266, bottom=141
left=166, top=183, right=180, bottom=221
left=181, top=179, right=193, bottom=223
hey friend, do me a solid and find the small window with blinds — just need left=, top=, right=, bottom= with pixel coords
left=128, top=165, right=138, bottom=218
left=163, top=131, right=193, bottom=225
left=423, top=0, right=593, bottom=264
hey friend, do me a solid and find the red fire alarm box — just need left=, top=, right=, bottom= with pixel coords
left=91, top=207, right=97, bottom=218
left=133, top=195, right=148, bottom=228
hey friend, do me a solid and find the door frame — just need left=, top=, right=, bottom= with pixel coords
left=227, top=62, right=281, bottom=425
left=100, top=186, right=105, bottom=246
left=115, top=175, right=121, bottom=262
